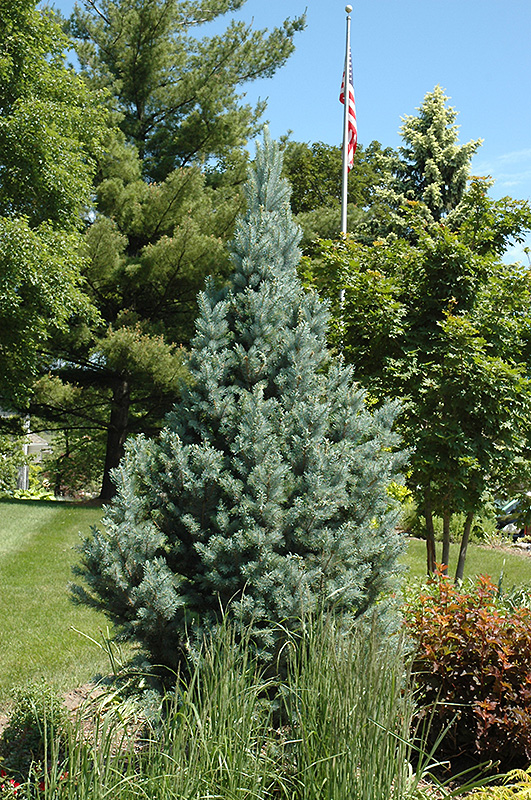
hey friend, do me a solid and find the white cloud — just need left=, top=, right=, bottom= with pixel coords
left=473, top=149, right=531, bottom=198
left=492, top=149, right=531, bottom=166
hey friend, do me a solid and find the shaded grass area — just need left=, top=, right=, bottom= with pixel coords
left=0, top=499, right=114, bottom=702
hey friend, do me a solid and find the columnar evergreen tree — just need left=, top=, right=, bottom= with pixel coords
left=362, top=86, right=482, bottom=240
left=72, top=134, right=406, bottom=673
left=396, top=85, right=482, bottom=221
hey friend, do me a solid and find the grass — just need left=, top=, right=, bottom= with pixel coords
left=4, top=615, right=424, bottom=800
left=284, top=615, right=415, bottom=800
left=403, top=535, right=531, bottom=587
left=2, top=498, right=531, bottom=708
left=0, top=498, right=112, bottom=702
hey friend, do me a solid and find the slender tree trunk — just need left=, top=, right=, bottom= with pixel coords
left=100, top=377, right=130, bottom=501
left=441, top=507, right=451, bottom=575
left=423, top=492, right=437, bottom=575
left=54, top=429, right=70, bottom=497
left=454, top=511, right=474, bottom=584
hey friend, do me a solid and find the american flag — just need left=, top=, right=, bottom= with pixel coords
left=339, top=48, right=357, bottom=171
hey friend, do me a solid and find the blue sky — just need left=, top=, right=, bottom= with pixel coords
left=51, top=0, right=531, bottom=258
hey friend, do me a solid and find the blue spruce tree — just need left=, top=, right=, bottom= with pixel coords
left=72, top=134, right=406, bottom=673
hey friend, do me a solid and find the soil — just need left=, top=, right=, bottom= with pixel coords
left=0, top=682, right=104, bottom=738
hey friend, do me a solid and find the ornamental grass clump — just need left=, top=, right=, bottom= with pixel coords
left=4, top=615, right=424, bottom=800
left=403, top=570, right=531, bottom=768
left=283, top=613, right=416, bottom=800
left=71, top=131, right=406, bottom=678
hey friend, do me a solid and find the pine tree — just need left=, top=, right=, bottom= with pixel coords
left=34, top=0, right=305, bottom=499
left=72, top=134, right=405, bottom=674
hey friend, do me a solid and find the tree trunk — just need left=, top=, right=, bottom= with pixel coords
left=454, top=511, right=474, bottom=584
left=423, top=493, right=437, bottom=575
left=100, top=377, right=130, bottom=501
left=441, top=507, right=451, bottom=575
left=54, top=429, right=70, bottom=497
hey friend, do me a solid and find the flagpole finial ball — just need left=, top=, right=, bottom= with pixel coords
left=345, top=4, right=353, bottom=12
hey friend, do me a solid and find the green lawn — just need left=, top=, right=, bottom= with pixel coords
left=403, top=535, right=531, bottom=588
left=0, top=499, right=113, bottom=703
left=2, top=499, right=531, bottom=709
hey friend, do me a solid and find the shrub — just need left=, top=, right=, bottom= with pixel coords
left=403, top=571, right=531, bottom=767
left=0, top=682, right=66, bottom=780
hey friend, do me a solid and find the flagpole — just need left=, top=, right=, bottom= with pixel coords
left=339, top=4, right=352, bottom=322
left=340, top=4, right=352, bottom=237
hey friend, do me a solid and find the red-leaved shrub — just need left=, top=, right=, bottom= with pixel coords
left=403, top=571, right=531, bottom=766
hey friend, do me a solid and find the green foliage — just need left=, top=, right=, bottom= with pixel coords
left=39, top=427, right=106, bottom=498
left=0, top=220, right=91, bottom=406
left=0, top=682, right=66, bottom=781
left=0, top=436, right=25, bottom=493
left=70, top=0, right=305, bottom=180
left=72, top=134, right=406, bottom=676
left=305, top=171, right=531, bottom=576
left=282, top=139, right=396, bottom=248
left=468, top=766, right=531, bottom=799
left=35, top=0, right=306, bottom=498
left=0, top=1, right=107, bottom=407
left=290, top=86, right=482, bottom=248
left=403, top=571, right=531, bottom=767
left=282, top=140, right=393, bottom=215
left=396, top=85, right=482, bottom=222
left=450, top=177, right=531, bottom=258
left=30, top=376, right=109, bottom=496
left=0, top=2, right=106, bottom=228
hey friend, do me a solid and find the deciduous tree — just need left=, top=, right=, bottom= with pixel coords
left=301, top=86, right=531, bottom=579
left=305, top=183, right=531, bottom=580
left=281, top=139, right=395, bottom=248
left=0, top=0, right=106, bottom=408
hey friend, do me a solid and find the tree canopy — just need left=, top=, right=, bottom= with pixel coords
left=0, top=0, right=107, bottom=408
left=28, top=0, right=305, bottom=498
left=70, top=0, right=305, bottom=179
left=300, top=88, right=531, bottom=579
